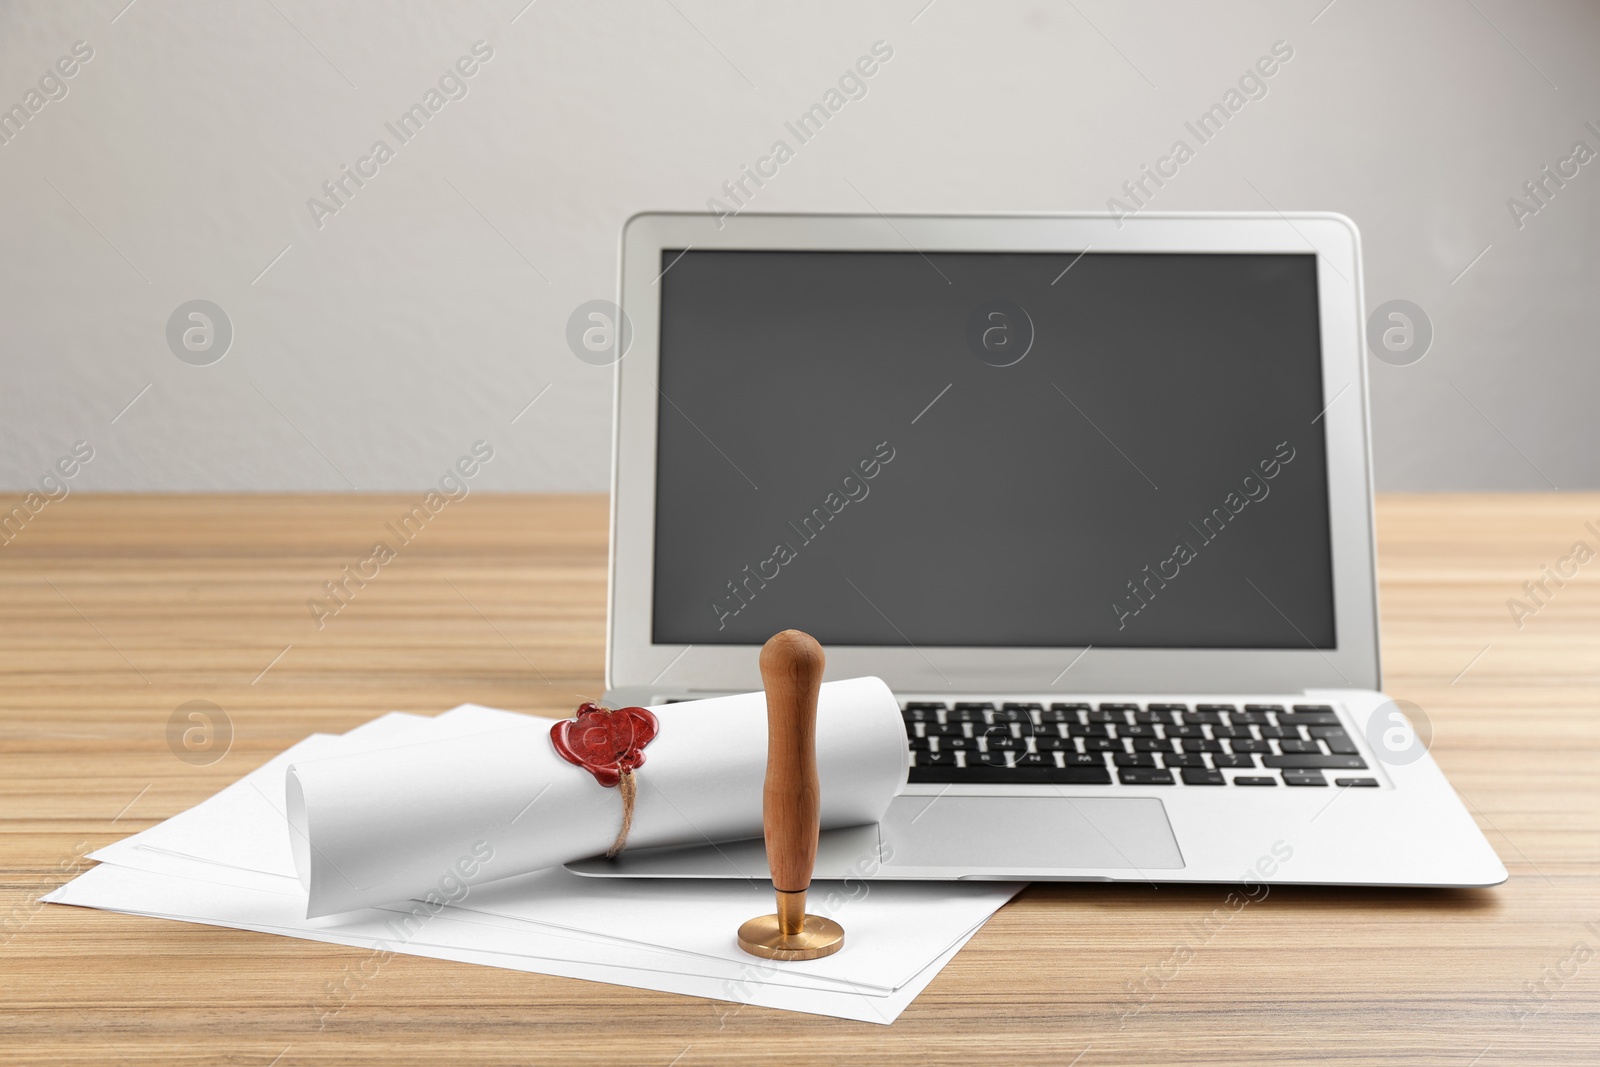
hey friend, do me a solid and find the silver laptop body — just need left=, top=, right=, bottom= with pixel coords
left=579, top=211, right=1505, bottom=889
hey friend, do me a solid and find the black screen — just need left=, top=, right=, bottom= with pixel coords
left=651, top=249, right=1336, bottom=649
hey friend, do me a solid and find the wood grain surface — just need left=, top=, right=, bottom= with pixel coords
left=2, top=493, right=1597, bottom=1066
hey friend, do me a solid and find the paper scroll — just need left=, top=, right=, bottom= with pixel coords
left=286, top=677, right=907, bottom=917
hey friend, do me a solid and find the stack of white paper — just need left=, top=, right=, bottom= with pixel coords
left=45, top=703, right=1021, bottom=1023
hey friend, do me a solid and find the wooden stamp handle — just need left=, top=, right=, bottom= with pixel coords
left=759, top=630, right=826, bottom=895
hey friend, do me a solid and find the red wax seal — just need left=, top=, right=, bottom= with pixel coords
left=550, top=702, right=659, bottom=788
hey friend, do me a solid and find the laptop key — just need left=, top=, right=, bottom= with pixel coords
left=1132, top=738, right=1170, bottom=753
left=1264, top=754, right=1367, bottom=770
left=924, top=722, right=966, bottom=738
left=1014, top=752, right=1051, bottom=769
left=1243, top=704, right=1285, bottom=713
left=1120, top=723, right=1154, bottom=737
left=1182, top=739, right=1223, bottom=753
left=1183, top=710, right=1223, bottom=725
left=1169, top=724, right=1206, bottom=738
left=1084, top=737, right=1119, bottom=752
left=1195, top=703, right=1237, bottom=713
left=1147, top=703, right=1188, bottom=712
left=1257, top=725, right=1288, bottom=739
left=1050, top=702, right=1091, bottom=713
left=1040, top=708, right=1074, bottom=724
left=1212, top=725, right=1252, bottom=739
left=1163, top=753, right=1206, bottom=768
left=1313, top=729, right=1361, bottom=755
left=1335, top=778, right=1380, bottom=787
left=1181, top=768, right=1226, bottom=786
left=904, top=702, right=947, bottom=712
left=1282, top=771, right=1328, bottom=787
left=939, top=736, right=973, bottom=752
left=1279, top=712, right=1340, bottom=727
left=1233, top=775, right=1277, bottom=786
left=1212, top=754, right=1255, bottom=768
left=1063, top=751, right=1106, bottom=767
left=949, top=707, right=988, bottom=724
left=1113, top=753, right=1156, bottom=768
left=1229, top=739, right=1268, bottom=753
left=909, top=736, right=932, bottom=751
left=1277, top=739, right=1320, bottom=754
left=1293, top=704, right=1336, bottom=713
left=1069, top=723, right=1110, bottom=738
left=1035, top=735, right=1073, bottom=752
left=1118, top=768, right=1175, bottom=785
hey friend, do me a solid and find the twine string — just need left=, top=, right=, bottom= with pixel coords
left=606, top=768, right=637, bottom=858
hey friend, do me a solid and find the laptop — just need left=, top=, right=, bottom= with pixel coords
left=575, top=211, right=1506, bottom=888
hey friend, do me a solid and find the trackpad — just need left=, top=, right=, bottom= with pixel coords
left=881, top=796, right=1184, bottom=870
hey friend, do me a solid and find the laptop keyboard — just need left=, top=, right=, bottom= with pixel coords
left=902, top=700, right=1377, bottom=788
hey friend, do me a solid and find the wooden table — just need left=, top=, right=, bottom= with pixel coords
left=2, top=494, right=1596, bottom=1065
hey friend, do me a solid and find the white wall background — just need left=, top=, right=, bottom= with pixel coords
left=1, top=0, right=1596, bottom=493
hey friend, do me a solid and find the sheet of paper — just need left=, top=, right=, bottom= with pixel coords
left=287, top=678, right=908, bottom=916
left=81, top=842, right=1016, bottom=995
left=47, top=862, right=889, bottom=994
left=91, top=827, right=1019, bottom=993
left=450, top=866, right=1018, bottom=992
left=45, top=863, right=983, bottom=1023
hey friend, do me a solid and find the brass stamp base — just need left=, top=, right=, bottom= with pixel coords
left=737, top=912, right=845, bottom=961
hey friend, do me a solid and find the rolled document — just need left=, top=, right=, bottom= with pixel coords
left=286, top=677, right=907, bottom=917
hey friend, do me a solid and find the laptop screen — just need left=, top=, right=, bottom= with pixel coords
left=651, top=248, right=1335, bottom=650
